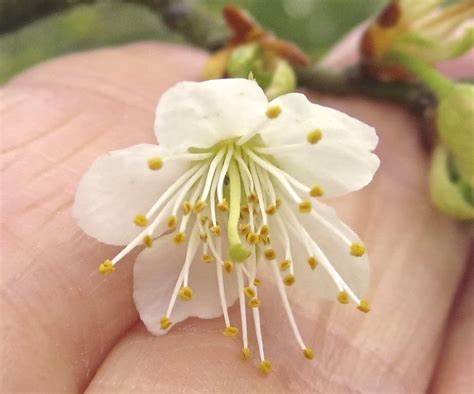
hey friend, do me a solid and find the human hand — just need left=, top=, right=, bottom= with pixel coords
left=1, top=42, right=472, bottom=392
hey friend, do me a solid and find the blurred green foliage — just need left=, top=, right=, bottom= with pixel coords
left=0, top=0, right=388, bottom=84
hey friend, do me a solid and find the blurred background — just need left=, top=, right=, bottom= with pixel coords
left=0, top=0, right=405, bottom=84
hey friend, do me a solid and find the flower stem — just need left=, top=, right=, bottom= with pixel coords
left=388, top=52, right=453, bottom=97
left=227, top=159, right=250, bottom=262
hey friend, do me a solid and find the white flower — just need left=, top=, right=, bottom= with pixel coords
left=73, top=78, right=379, bottom=373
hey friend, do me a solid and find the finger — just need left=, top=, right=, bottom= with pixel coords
left=430, top=245, right=474, bottom=393
left=86, top=74, right=471, bottom=392
left=0, top=42, right=207, bottom=392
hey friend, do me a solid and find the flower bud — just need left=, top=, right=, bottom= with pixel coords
left=437, top=83, right=474, bottom=179
left=429, top=146, right=474, bottom=220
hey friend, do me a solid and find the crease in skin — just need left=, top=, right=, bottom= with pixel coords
left=0, top=113, right=80, bottom=154
left=27, top=118, right=114, bottom=181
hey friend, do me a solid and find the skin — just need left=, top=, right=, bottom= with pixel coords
left=0, top=42, right=472, bottom=393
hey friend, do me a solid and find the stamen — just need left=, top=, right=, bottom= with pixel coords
left=209, top=225, right=221, bottom=236
left=307, top=256, right=319, bottom=270
left=200, top=147, right=226, bottom=202
left=266, top=105, right=282, bottom=119
left=270, top=260, right=310, bottom=353
left=143, top=235, right=153, bottom=248
left=260, top=360, right=272, bottom=374
left=253, top=278, right=262, bottom=286
left=337, top=291, right=350, bottom=304
left=246, top=232, right=259, bottom=245
left=264, top=248, right=276, bottom=260
left=244, top=287, right=256, bottom=298
left=248, top=158, right=268, bottom=225
left=160, top=316, right=172, bottom=330
left=350, top=243, right=366, bottom=257
left=307, top=129, right=323, bottom=144
left=234, top=147, right=254, bottom=194
left=310, top=185, right=325, bottom=197
left=224, top=260, right=234, bottom=273
left=280, top=260, right=291, bottom=271
left=182, top=201, right=192, bottom=215
left=283, top=274, right=296, bottom=286
left=303, top=348, right=315, bottom=360
left=133, top=214, right=149, bottom=227
left=223, top=326, right=239, bottom=337
left=171, top=164, right=208, bottom=218
left=248, top=297, right=261, bottom=308
left=357, top=300, right=371, bottom=313
left=99, top=260, right=115, bottom=274
left=217, top=199, right=229, bottom=212
left=194, top=200, right=207, bottom=214
left=201, top=254, right=214, bottom=263
left=298, top=200, right=313, bottom=214
left=148, top=156, right=163, bottom=170
left=236, top=265, right=250, bottom=355
left=174, top=232, right=186, bottom=244
left=167, top=215, right=177, bottom=229
left=179, top=286, right=193, bottom=301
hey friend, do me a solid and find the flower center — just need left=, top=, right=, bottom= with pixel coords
left=99, top=107, right=370, bottom=372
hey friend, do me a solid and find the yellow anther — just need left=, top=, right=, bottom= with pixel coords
left=202, top=254, right=214, bottom=263
left=246, top=232, right=259, bottom=245
left=265, top=205, right=277, bottom=215
left=350, top=243, right=366, bottom=257
left=240, top=206, right=249, bottom=216
left=280, top=260, right=292, bottom=271
left=217, top=199, right=229, bottom=212
left=99, top=260, right=115, bottom=274
left=143, top=235, right=153, bottom=248
left=310, top=185, right=325, bottom=197
left=298, top=200, right=313, bottom=214
left=308, top=256, right=319, bottom=270
left=173, top=232, right=186, bottom=244
left=266, top=105, right=282, bottom=119
left=239, top=223, right=250, bottom=236
left=247, top=193, right=258, bottom=204
left=182, top=201, right=192, bottom=215
left=242, top=347, right=252, bottom=360
left=244, top=287, right=256, bottom=298
left=167, top=215, right=177, bottom=229
left=337, top=291, right=350, bottom=304
left=303, top=348, right=315, bottom=360
left=179, top=286, right=193, bottom=301
left=224, top=260, right=234, bottom=273
left=194, top=200, right=207, bottom=213
left=283, top=274, right=296, bottom=286
left=148, top=156, right=163, bottom=170
left=209, top=225, right=221, bottom=236
left=160, top=316, right=172, bottom=330
left=133, top=214, right=149, bottom=227
left=223, top=326, right=239, bottom=337
left=253, top=278, right=262, bottom=287
left=259, top=360, right=272, bottom=374
left=248, top=297, right=261, bottom=308
left=307, top=129, right=323, bottom=144
left=199, top=233, right=208, bottom=243
left=200, top=216, right=209, bottom=225
left=260, top=235, right=271, bottom=245
left=259, top=224, right=270, bottom=237
left=264, top=248, right=276, bottom=260
left=357, top=300, right=371, bottom=313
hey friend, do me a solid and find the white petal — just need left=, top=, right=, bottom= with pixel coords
left=154, top=79, right=268, bottom=152
left=73, top=144, right=189, bottom=245
left=133, top=235, right=239, bottom=336
left=282, top=201, right=369, bottom=300
left=259, top=93, right=380, bottom=196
